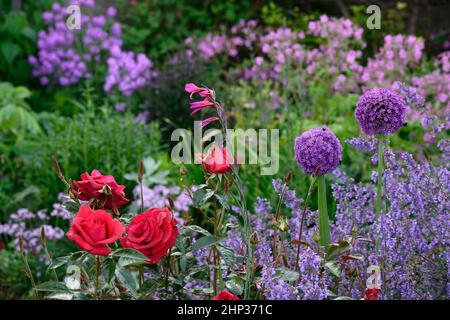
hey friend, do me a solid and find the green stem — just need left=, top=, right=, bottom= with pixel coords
left=317, top=175, right=330, bottom=249
left=94, top=256, right=101, bottom=300
left=294, top=174, right=318, bottom=271
left=21, top=250, right=39, bottom=300
left=214, top=96, right=252, bottom=299
left=375, top=135, right=384, bottom=253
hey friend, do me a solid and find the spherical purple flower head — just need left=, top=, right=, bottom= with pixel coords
left=355, top=88, right=407, bottom=135
left=294, top=126, right=342, bottom=176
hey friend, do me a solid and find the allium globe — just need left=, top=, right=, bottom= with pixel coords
left=355, top=88, right=407, bottom=135
left=294, top=126, right=342, bottom=176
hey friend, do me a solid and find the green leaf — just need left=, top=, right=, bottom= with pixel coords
left=225, top=276, right=244, bottom=296
left=324, top=261, right=341, bottom=277
left=115, top=267, right=139, bottom=296
left=192, top=188, right=214, bottom=207
left=36, top=281, right=69, bottom=292
left=274, top=268, right=299, bottom=282
left=192, top=236, right=222, bottom=251
left=214, top=194, right=230, bottom=210
left=0, top=42, right=21, bottom=64
left=216, top=244, right=237, bottom=266
left=48, top=256, right=70, bottom=270
left=47, top=293, right=74, bottom=300
left=325, top=241, right=353, bottom=261
left=334, top=296, right=355, bottom=300
left=184, top=225, right=212, bottom=236
left=113, top=248, right=148, bottom=263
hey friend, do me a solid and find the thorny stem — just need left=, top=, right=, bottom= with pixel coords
left=165, top=248, right=172, bottom=296
left=294, top=171, right=319, bottom=271
left=94, top=256, right=101, bottom=300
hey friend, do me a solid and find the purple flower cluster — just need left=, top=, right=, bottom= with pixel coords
left=104, top=46, right=158, bottom=97
left=131, top=184, right=192, bottom=222
left=355, top=88, right=408, bottom=135
left=294, top=126, right=342, bottom=176
left=332, top=139, right=449, bottom=299
left=0, top=201, right=71, bottom=262
left=29, top=0, right=155, bottom=99
left=194, top=20, right=258, bottom=60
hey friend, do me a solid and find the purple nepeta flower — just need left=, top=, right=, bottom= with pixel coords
left=294, top=126, right=342, bottom=176
left=355, top=88, right=407, bottom=135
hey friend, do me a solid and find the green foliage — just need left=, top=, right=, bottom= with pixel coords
left=0, top=82, right=41, bottom=140
left=116, top=0, right=258, bottom=62
left=0, top=0, right=50, bottom=85
left=124, top=157, right=169, bottom=187
left=0, top=103, right=163, bottom=216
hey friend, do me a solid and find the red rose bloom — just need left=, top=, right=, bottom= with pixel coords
left=121, top=208, right=178, bottom=264
left=364, top=288, right=381, bottom=300
left=213, top=290, right=239, bottom=300
left=71, top=169, right=128, bottom=215
left=202, top=146, right=240, bottom=174
left=66, top=205, right=125, bottom=256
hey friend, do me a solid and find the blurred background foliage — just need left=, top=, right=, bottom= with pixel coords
left=0, top=0, right=448, bottom=299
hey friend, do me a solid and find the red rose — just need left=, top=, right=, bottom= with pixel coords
left=66, top=205, right=125, bottom=256
left=364, top=288, right=381, bottom=300
left=213, top=290, right=239, bottom=300
left=202, top=146, right=240, bottom=174
left=71, top=169, right=129, bottom=215
left=121, top=208, right=178, bottom=264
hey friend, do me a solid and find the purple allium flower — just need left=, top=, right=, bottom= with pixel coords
left=294, top=126, right=342, bottom=176
left=355, top=88, right=407, bottom=135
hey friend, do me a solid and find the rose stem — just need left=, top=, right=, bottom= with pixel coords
left=317, top=174, right=330, bottom=249
left=19, top=235, right=39, bottom=300
left=294, top=169, right=319, bottom=271
left=94, top=256, right=101, bottom=300
left=138, top=160, right=144, bottom=213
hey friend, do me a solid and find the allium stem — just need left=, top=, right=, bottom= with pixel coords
left=294, top=174, right=318, bottom=271
left=317, top=175, right=330, bottom=249
left=375, top=135, right=384, bottom=252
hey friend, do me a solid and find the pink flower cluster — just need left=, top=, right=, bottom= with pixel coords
left=361, top=34, right=425, bottom=88
left=194, top=20, right=258, bottom=60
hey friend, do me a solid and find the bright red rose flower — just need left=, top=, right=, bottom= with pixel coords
left=202, top=146, right=240, bottom=174
left=213, top=290, right=239, bottom=300
left=121, top=208, right=178, bottom=264
left=364, top=288, right=381, bottom=300
left=66, top=205, right=125, bottom=256
left=71, top=169, right=129, bottom=215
